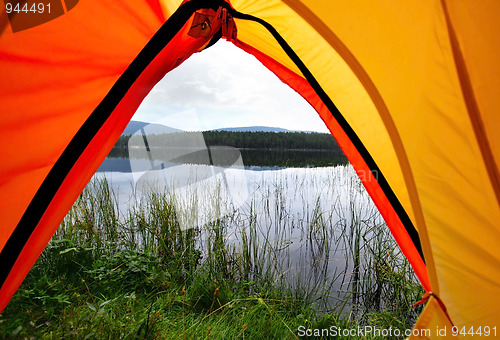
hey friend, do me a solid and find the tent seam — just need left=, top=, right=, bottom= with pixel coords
left=440, top=0, right=500, bottom=208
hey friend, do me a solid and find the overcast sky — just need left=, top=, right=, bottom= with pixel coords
left=133, top=40, right=329, bottom=133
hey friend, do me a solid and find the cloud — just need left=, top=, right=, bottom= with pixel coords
left=134, top=40, right=329, bottom=133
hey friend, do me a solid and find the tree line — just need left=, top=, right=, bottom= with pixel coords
left=114, top=130, right=345, bottom=153
left=202, top=131, right=342, bottom=151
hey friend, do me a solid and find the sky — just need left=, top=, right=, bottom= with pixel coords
left=132, top=40, right=329, bottom=133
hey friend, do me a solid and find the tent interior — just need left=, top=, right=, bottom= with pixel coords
left=1, top=0, right=499, bottom=337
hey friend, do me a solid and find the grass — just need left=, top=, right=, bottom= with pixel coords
left=0, top=166, right=424, bottom=339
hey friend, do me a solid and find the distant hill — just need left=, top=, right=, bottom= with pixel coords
left=122, top=120, right=183, bottom=135
left=123, top=122, right=319, bottom=135
left=214, top=126, right=316, bottom=133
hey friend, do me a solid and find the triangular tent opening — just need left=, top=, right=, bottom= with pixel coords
left=1, top=0, right=499, bottom=337
left=131, top=39, right=329, bottom=133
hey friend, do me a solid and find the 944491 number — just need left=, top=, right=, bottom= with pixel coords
left=5, top=2, right=51, bottom=14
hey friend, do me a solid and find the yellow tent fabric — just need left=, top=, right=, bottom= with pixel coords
left=1, top=0, right=499, bottom=336
left=231, top=0, right=500, bottom=332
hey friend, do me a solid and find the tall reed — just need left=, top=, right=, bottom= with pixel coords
left=48, top=164, right=422, bottom=330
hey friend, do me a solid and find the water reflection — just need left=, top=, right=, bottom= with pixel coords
left=95, top=164, right=391, bottom=313
left=91, top=127, right=411, bottom=315
left=100, top=148, right=347, bottom=172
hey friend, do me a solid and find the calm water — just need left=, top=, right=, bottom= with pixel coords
left=94, top=145, right=387, bottom=311
left=98, top=148, right=347, bottom=173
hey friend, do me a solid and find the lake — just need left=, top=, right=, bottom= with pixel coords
left=99, top=148, right=347, bottom=172
left=91, top=141, right=400, bottom=312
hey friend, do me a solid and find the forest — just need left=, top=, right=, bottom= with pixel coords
left=202, top=130, right=341, bottom=150
left=114, top=130, right=344, bottom=152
